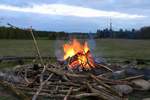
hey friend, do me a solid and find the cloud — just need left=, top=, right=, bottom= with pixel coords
left=0, top=4, right=147, bottom=19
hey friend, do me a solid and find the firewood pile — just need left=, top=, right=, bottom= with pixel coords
left=0, top=62, right=150, bottom=100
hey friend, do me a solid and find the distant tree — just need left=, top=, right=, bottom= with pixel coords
left=139, top=26, right=150, bottom=39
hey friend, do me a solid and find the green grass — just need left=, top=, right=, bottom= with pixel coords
left=0, top=39, right=150, bottom=59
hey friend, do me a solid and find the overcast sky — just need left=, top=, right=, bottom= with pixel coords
left=0, top=0, right=149, bottom=32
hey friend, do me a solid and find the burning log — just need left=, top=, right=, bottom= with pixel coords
left=63, top=39, right=95, bottom=70
left=62, top=39, right=114, bottom=74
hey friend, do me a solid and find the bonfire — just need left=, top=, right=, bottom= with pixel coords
left=63, top=39, right=95, bottom=70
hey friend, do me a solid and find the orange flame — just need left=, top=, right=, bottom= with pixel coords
left=63, top=39, right=95, bottom=70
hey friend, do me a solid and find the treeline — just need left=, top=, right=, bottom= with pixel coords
left=0, top=26, right=150, bottom=39
left=0, top=26, right=65, bottom=39
left=0, top=26, right=31, bottom=39
left=0, top=26, right=90, bottom=39
left=0, top=26, right=49, bottom=39
left=96, top=26, right=150, bottom=39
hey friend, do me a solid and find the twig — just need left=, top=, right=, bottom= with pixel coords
left=90, top=74, right=121, bottom=97
left=29, top=27, right=45, bottom=69
left=120, top=75, right=144, bottom=81
left=96, top=64, right=113, bottom=72
left=86, top=82, right=122, bottom=100
left=47, top=67, right=88, bottom=78
left=29, top=27, right=46, bottom=82
left=86, top=82, right=108, bottom=100
left=28, top=92, right=101, bottom=99
left=64, top=86, right=73, bottom=100
left=74, top=93, right=100, bottom=99
left=32, top=73, right=53, bottom=100
left=0, top=80, right=30, bottom=100
left=24, top=68, right=31, bottom=84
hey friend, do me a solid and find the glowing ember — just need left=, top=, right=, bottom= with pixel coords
left=63, top=39, right=95, bottom=70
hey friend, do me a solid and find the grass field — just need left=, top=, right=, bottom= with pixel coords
left=0, top=39, right=150, bottom=59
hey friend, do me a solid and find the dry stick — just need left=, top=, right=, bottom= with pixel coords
left=96, top=63, right=113, bottom=72
left=97, top=76, right=131, bottom=85
left=29, top=28, right=56, bottom=100
left=29, top=27, right=46, bottom=83
left=47, top=67, right=88, bottom=78
left=24, top=68, right=31, bottom=84
left=64, top=86, right=73, bottom=100
left=17, top=86, right=82, bottom=94
left=32, top=73, right=53, bottom=100
left=29, top=27, right=45, bottom=68
left=90, top=74, right=121, bottom=97
left=86, top=82, right=122, bottom=100
left=28, top=92, right=100, bottom=99
left=0, top=80, right=30, bottom=100
left=86, top=82, right=107, bottom=100
left=74, top=93, right=100, bottom=99
left=120, top=75, right=144, bottom=81
left=47, top=81, right=80, bottom=87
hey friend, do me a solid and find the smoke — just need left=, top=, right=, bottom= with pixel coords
left=54, top=39, right=64, bottom=61
left=87, top=33, right=107, bottom=64
left=87, top=33, right=96, bottom=51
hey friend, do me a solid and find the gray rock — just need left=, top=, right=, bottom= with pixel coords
left=0, top=70, right=24, bottom=84
left=113, top=85, right=133, bottom=94
left=132, top=79, right=150, bottom=90
left=111, top=70, right=126, bottom=79
left=125, top=67, right=143, bottom=76
left=143, top=98, right=150, bottom=100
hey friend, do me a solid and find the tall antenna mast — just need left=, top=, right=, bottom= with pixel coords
left=110, top=17, right=112, bottom=31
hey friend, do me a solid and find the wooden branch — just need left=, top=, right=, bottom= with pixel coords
left=17, top=86, right=84, bottom=95
left=47, top=81, right=80, bottom=87
left=32, top=73, right=53, bottom=100
left=86, top=82, right=109, bottom=100
left=28, top=92, right=101, bottom=99
left=74, top=93, right=100, bottom=99
left=24, top=68, right=31, bottom=84
left=96, top=64, right=113, bottom=72
left=86, top=82, right=122, bottom=100
left=0, top=81, right=30, bottom=100
left=29, top=27, right=45, bottom=67
left=29, top=27, right=47, bottom=83
left=64, top=87, right=73, bottom=100
left=47, top=68, right=88, bottom=78
left=97, top=76, right=131, bottom=85
left=90, top=74, right=121, bottom=97
left=120, top=75, right=144, bottom=81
